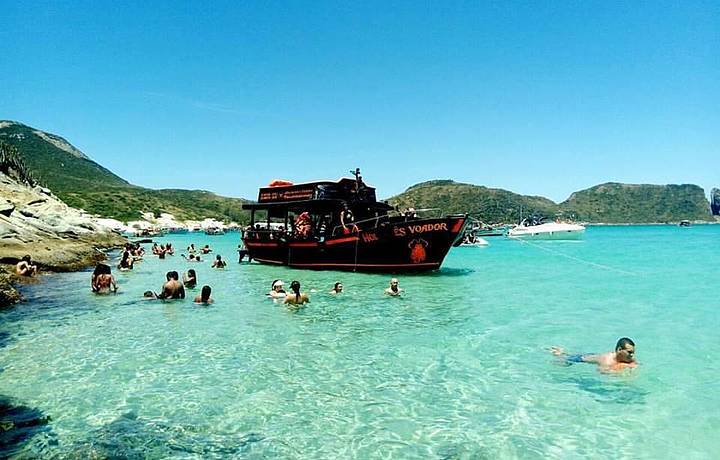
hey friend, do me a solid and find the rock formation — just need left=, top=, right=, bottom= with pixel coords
left=711, top=188, right=720, bottom=216
left=0, top=171, right=126, bottom=306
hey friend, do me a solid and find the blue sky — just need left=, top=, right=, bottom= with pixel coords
left=1, top=1, right=718, bottom=202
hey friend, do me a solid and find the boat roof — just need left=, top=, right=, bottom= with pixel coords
left=243, top=198, right=393, bottom=217
left=252, top=177, right=378, bottom=205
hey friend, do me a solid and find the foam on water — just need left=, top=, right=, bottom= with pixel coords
left=1, top=226, right=719, bottom=458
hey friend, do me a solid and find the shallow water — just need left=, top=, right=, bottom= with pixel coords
left=1, top=226, right=719, bottom=458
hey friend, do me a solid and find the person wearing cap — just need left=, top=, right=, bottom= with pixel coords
left=268, top=279, right=287, bottom=299
left=384, top=278, right=402, bottom=296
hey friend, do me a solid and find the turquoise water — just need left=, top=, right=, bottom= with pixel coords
left=1, top=226, right=719, bottom=458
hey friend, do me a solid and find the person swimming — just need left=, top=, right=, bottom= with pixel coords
left=201, top=245, right=212, bottom=254
left=284, top=280, right=310, bottom=305
left=268, top=279, right=287, bottom=299
left=91, top=263, right=117, bottom=294
left=183, top=269, right=197, bottom=289
left=194, top=285, right=213, bottom=304
left=330, top=282, right=343, bottom=294
left=15, top=255, right=38, bottom=277
left=384, top=278, right=402, bottom=296
left=212, top=255, right=227, bottom=269
left=551, top=337, right=637, bottom=372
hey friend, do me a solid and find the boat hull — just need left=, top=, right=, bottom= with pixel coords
left=244, top=216, right=467, bottom=273
left=508, top=223, right=585, bottom=240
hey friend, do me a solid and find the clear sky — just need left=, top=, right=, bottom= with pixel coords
left=1, top=1, right=718, bottom=202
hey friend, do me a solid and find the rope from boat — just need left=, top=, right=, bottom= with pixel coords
left=514, top=238, right=638, bottom=276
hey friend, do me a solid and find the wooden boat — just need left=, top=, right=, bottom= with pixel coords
left=242, top=169, right=468, bottom=272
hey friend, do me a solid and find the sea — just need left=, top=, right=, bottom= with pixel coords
left=1, top=225, right=718, bottom=459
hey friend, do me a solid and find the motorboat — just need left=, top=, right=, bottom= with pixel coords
left=508, top=216, right=585, bottom=240
left=241, top=169, right=468, bottom=272
left=204, top=227, right=226, bottom=235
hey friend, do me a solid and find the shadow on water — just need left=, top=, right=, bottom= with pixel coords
left=63, top=412, right=268, bottom=459
left=562, top=375, right=649, bottom=405
left=0, top=396, right=53, bottom=458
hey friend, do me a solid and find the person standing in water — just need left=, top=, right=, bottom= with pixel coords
left=384, top=278, right=402, bottom=296
left=194, top=285, right=213, bottom=304
left=157, top=271, right=185, bottom=299
left=212, top=255, right=227, bottom=269
left=91, top=263, right=117, bottom=294
left=183, top=269, right=197, bottom=289
left=551, top=337, right=638, bottom=372
left=284, top=280, right=310, bottom=305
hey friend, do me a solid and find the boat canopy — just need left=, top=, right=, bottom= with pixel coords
left=243, top=198, right=393, bottom=219
left=253, top=177, right=377, bottom=204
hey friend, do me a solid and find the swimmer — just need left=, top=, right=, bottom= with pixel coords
left=330, top=282, right=343, bottom=294
left=142, top=290, right=158, bottom=299
left=183, top=269, right=197, bottom=289
left=268, top=279, right=287, bottom=299
left=384, top=278, right=402, bottom=296
left=551, top=337, right=637, bottom=372
left=194, top=285, right=213, bottom=304
left=284, top=280, right=310, bottom=305
left=157, top=271, right=185, bottom=300
left=201, top=245, right=212, bottom=254
left=91, top=263, right=117, bottom=294
left=182, top=254, right=201, bottom=262
left=211, top=254, right=227, bottom=269
left=187, top=244, right=196, bottom=254
left=15, top=255, right=38, bottom=277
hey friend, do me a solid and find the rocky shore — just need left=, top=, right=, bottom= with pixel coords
left=0, top=172, right=126, bottom=307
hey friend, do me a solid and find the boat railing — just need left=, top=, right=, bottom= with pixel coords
left=330, top=214, right=393, bottom=236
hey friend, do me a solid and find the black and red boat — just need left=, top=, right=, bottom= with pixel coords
left=241, top=169, right=468, bottom=272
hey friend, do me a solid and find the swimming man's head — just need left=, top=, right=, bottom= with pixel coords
left=615, top=337, right=636, bottom=363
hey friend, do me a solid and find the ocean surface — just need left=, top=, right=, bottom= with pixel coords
left=1, top=226, right=718, bottom=459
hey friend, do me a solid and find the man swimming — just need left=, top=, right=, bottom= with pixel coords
left=551, top=337, right=637, bottom=372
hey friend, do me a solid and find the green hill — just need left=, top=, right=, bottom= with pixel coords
left=389, top=180, right=712, bottom=224
left=0, top=121, right=249, bottom=223
left=560, top=182, right=711, bottom=223
left=388, top=180, right=559, bottom=224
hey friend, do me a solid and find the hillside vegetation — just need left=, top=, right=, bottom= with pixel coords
left=0, top=121, right=249, bottom=222
left=389, top=180, right=712, bottom=224
left=560, top=183, right=711, bottom=223
left=388, top=180, right=559, bottom=223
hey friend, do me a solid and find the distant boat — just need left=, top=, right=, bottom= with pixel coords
left=508, top=217, right=585, bottom=240
left=204, top=227, right=226, bottom=235
left=460, top=237, right=489, bottom=247
left=679, top=220, right=691, bottom=227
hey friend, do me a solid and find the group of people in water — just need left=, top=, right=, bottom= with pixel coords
left=14, top=239, right=637, bottom=373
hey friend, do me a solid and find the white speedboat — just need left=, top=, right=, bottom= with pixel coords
left=508, top=218, right=585, bottom=240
